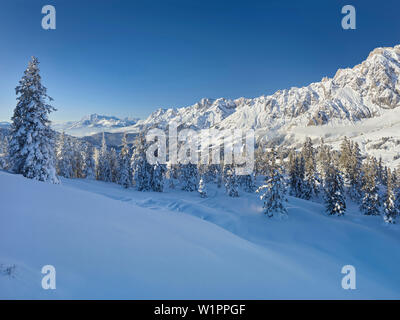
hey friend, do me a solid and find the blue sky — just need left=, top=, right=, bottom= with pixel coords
left=0, top=0, right=399, bottom=122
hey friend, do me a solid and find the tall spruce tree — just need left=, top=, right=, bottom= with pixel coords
left=288, top=150, right=305, bottom=198
left=198, top=176, right=207, bottom=198
left=255, top=145, right=268, bottom=176
left=348, top=141, right=363, bottom=202
left=302, top=137, right=319, bottom=199
left=239, top=173, right=256, bottom=192
left=167, top=163, right=179, bottom=189
left=96, top=132, right=112, bottom=181
left=8, top=57, right=59, bottom=183
left=360, top=157, right=381, bottom=216
left=339, top=137, right=362, bottom=202
left=151, top=162, right=165, bottom=192
left=256, top=167, right=288, bottom=218
left=56, top=132, right=73, bottom=178
left=72, top=140, right=85, bottom=178
left=224, top=164, right=239, bottom=197
left=109, top=148, right=119, bottom=183
left=288, top=149, right=298, bottom=196
left=180, top=162, right=198, bottom=192
left=339, top=137, right=352, bottom=187
left=316, top=138, right=331, bottom=185
left=324, top=162, right=346, bottom=216
left=0, top=131, right=9, bottom=170
left=119, top=133, right=131, bottom=188
left=83, top=143, right=96, bottom=179
left=383, top=168, right=398, bottom=223
left=215, top=164, right=222, bottom=188
left=131, top=133, right=152, bottom=191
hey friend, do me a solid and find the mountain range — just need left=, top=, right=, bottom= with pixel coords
left=3, top=44, right=400, bottom=164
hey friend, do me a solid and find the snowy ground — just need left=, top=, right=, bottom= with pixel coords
left=1, top=171, right=400, bottom=299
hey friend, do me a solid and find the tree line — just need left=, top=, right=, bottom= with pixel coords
left=1, top=57, right=399, bottom=224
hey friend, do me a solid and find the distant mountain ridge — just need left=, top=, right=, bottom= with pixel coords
left=52, top=114, right=139, bottom=136
left=52, top=44, right=400, bottom=137
left=132, top=45, right=400, bottom=132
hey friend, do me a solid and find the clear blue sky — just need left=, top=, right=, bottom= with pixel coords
left=0, top=0, right=399, bottom=122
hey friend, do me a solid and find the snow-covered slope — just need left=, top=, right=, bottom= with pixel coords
left=1, top=171, right=400, bottom=299
left=52, top=114, right=139, bottom=137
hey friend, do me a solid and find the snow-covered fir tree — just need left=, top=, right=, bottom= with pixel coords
left=215, top=164, right=222, bottom=188
left=316, top=138, right=331, bottom=184
left=239, top=173, right=256, bottom=192
left=151, top=162, right=165, bottom=192
left=56, top=132, right=73, bottom=178
left=339, top=137, right=362, bottom=202
left=200, top=163, right=214, bottom=183
left=381, top=165, right=389, bottom=187
left=288, top=150, right=305, bottom=199
left=83, top=143, right=96, bottom=179
left=377, top=157, right=384, bottom=185
left=324, top=162, right=346, bottom=216
left=224, top=164, right=239, bottom=197
left=288, top=149, right=298, bottom=195
left=167, top=163, right=179, bottom=189
left=96, top=132, right=112, bottom=182
left=72, top=140, right=85, bottom=178
left=131, top=133, right=152, bottom=191
left=109, top=148, right=119, bottom=183
left=8, top=57, right=59, bottom=183
left=339, top=137, right=352, bottom=172
left=302, top=138, right=319, bottom=199
left=383, top=168, right=398, bottom=224
left=360, top=157, right=381, bottom=216
left=254, top=144, right=269, bottom=177
left=339, top=137, right=352, bottom=191
left=198, top=176, right=207, bottom=198
left=0, top=132, right=9, bottom=170
left=180, top=162, right=198, bottom=192
left=118, top=133, right=131, bottom=188
left=256, top=167, right=287, bottom=218
left=348, top=141, right=363, bottom=202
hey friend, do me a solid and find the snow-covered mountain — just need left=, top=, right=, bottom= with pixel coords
left=56, top=45, right=400, bottom=135
left=52, top=114, right=139, bottom=137
left=53, top=45, right=400, bottom=165
left=119, top=45, right=399, bottom=133
left=136, top=97, right=238, bottom=130
left=219, top=45, right=400, bottom=130
left=133, top=45, right=400, bottom=166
